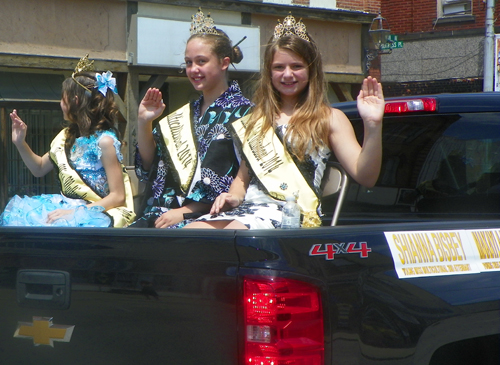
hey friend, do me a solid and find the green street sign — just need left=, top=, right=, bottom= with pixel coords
left=381, top=39, right=404, bottom=50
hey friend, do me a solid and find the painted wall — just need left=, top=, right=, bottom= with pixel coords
left=251, top=14, right=364, bottom=75
left=0, top=0, right=127, bottom=61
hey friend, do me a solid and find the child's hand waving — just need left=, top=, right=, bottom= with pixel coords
left=10, top=109, right=28, bottom=146
left=138, top=88, right=166, bottom=125
left=357, top=76, right=384, bottom=127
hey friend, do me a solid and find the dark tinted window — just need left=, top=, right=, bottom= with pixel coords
left=327, top=112, right=500, bottom=223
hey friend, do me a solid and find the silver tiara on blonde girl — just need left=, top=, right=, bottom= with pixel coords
left=72, top=54, right=118, bottom=96
left=273, top=13, right=310, bottom=42
left=190, top=8, right=219, bottom=35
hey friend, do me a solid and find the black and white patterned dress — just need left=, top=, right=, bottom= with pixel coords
left=132, top=81, right=252, bottom=228
left=196, top=125, right=331, bottom=229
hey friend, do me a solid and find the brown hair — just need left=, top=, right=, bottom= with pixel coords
left=62, top=72, right=120, bottom=152
left=246, top=35, right=331, bottom=161
left=187, top=28, right=244, bottom=65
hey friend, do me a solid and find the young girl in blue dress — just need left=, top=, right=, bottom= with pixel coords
left=131, top=8, right=252, bottom=228
left=0, top=57, right=135, bottom=227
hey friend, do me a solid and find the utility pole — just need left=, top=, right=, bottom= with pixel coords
left=483, top=0, right=495, bottom=91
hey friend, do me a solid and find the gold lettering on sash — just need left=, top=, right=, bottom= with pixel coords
left=233, top=116, right=322, bottom=227
left=168, top=110, right=193, bottom=169
left=159, top=104, right=197, bottom=193
left=247, top=133, right=283, bottom=174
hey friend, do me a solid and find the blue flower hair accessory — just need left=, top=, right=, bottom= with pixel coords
left=96, top=71, right=118, bottom=96
left=72, top=54, right=118, bottom=96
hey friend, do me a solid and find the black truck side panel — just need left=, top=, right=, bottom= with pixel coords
left=0, top=227, right=240, bottom=365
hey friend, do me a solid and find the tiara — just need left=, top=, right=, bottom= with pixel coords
left=72, top=54, right=95, bottom=92
left=273, top=13, right=310, bottom=42
left=71, top=54, right=117, bottom=96
left=190, top=8, right=219, bottom=35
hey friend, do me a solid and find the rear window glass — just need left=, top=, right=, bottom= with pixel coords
left=327, top=112, right=500, bottom=222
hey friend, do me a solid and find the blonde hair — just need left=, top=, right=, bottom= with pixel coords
left=245, top=35, right=331, bottom=161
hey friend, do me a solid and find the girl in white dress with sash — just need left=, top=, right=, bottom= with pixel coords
left=186, top=15, right=385, bottom=229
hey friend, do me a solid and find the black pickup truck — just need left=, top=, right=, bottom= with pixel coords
left=1, top=93, right=499, bottom=364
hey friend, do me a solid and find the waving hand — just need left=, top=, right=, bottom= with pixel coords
left=138, top=88, right=166, bottom=125
left=357, top=76, right=384, bottom=128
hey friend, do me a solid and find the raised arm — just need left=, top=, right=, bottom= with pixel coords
left=137, top=88, right=166, bottom=170
left=329, top=77, right=384, bottom=187
left=10, top=109, right=53, bottom=177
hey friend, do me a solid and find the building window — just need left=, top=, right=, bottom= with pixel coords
left=1, top=107, right=62, bottom=206
left=439, top=0, right=472, bottom=18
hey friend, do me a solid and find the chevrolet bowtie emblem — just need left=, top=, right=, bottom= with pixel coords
left=14, top=316, right=75, bottom=347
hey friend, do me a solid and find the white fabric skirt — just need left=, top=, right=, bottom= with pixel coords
left=195, top=185, right=285, bottom=229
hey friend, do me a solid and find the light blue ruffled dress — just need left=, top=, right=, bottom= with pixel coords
left=0, top=130, right=123, bottom=227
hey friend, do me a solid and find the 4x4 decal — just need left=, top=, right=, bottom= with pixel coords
left=309, top=242, right=371, bottom=260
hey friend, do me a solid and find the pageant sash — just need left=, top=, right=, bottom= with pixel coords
left=50, top=129, right=136, bottom=227
left=158, top=103, right=198, bottom=193
left=232, top=116, right=322, bottom=227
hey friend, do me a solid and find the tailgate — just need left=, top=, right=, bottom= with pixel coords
left=0, top=227, right=240, bottom=365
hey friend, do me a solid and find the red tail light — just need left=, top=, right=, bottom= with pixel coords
left=385, top=98, right=437, bottom=113
left=243, top=276, right=324, bottom=365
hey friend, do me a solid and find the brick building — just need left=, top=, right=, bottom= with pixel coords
left=379, top=0, right=500, bottom=96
